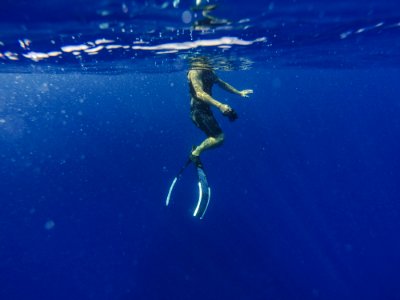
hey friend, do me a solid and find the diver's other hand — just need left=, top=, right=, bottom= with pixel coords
left=239, top=89, right=253, bottom=98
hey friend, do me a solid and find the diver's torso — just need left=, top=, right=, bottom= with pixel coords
left=189, top=69, right=216, bottom=112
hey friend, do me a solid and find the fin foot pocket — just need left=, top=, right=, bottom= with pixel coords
left=189, top=153, right=203, bottom=168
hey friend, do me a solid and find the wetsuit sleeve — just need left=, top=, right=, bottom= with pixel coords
left=189, top=70, right=223, bottom=109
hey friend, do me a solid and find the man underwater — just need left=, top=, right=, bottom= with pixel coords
left=188, top=58, right=253, bottom=166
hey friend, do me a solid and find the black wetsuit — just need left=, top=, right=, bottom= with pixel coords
left=189, top=69, right=223, bottom=138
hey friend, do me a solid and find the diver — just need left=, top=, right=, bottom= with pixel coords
left=188, top=57, right=253, bottom=167
left=165, top=57, right=252, bottom=218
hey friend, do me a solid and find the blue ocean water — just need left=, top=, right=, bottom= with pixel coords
left=1, top=0, right=400, bottom=299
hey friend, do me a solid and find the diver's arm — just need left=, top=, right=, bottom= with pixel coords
left=189, top=71, right=225, bottom=110
left=216, top=78, right=253, bottom=98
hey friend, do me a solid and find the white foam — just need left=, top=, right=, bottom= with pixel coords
left=95, top=38, right=115, bottom=45
left=22, top=51, right=49, bottom=61
left=84, top=45, right=104, bottom=53
left=61, top=44, right=89, bottom=52
left=132, top=36, right=266, bottom=51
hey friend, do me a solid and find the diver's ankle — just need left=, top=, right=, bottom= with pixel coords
left=191, top=148, right=200, bottom=157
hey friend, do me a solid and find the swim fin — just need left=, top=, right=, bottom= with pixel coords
left=193, top=165, right=211, bottom=219
left=165, top=155, right=211, bottom=219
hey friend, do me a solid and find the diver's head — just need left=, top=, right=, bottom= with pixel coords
left=189, top=56, right=213, bottom=70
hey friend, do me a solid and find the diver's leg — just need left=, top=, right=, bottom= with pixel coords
left=191, top=133, right=224, bottom=156
left=191, top=109, right=223, bottom=158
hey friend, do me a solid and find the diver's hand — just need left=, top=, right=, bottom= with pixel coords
left=239, top=89, right=253, bottom=98
left=219, top=104, right=238, bottom=122
left=219, top=104, right=232, bottom=114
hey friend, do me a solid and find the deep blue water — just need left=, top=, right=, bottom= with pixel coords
left=1, top=1, right=400, bottom=300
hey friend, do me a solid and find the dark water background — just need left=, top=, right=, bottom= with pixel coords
left=1, top=0, right=400, bottom=299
